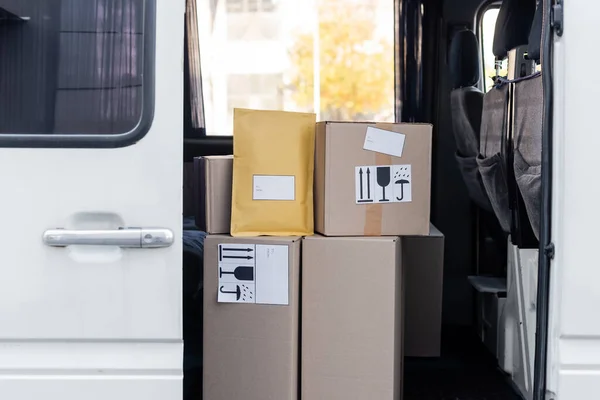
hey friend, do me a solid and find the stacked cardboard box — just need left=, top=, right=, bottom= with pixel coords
left=193, top=155, right=233, bottom=234
left=197, top=112, right=444, bottom=400
left=203, top=235, right=300, bottom=400
left=201, top=110, right=314, bottom=400
left=302, top=121, right=439, bottom=399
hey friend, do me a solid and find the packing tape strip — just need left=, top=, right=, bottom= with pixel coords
left=364, top=152, right=393, bottom=236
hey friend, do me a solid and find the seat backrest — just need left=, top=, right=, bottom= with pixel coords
left=492, top=0, right=537, bottom=60
left=448, top=29, right=492, bottom=210
left=513, top=0, right=544, bottom=240
left=449, top=29, right=483, bottom=158
left=527, top=1, right=543, bottom=63
left=477, top=0, right=537, bottom=237
left=513, top=75, right=542, bottom=240
left=477, top=84, right=511, bottom=231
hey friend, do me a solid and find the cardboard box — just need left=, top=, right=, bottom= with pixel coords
left=314, top=122, right=432, bottom=236
left=194, top=156, right=233, bottom=234
left=203, top=235, right=301, bottom=400
left=302, top=235, right=403, bottom=400
left=403, top=224, right=445, bottom=357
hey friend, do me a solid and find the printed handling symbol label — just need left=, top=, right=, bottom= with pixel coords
left=218, top=243, right=255, bottom=264
left=219, top=283, right=255, bottom=303
left=355, top=164, right=412, bottom=204
left=217, top=243, right=289, bottom=305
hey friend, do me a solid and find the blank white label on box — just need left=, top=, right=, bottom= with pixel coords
left=363, top=127, right=406, bottom=158
left=217, top=243, right=289, bottom=305
left=252, top=175, right=295, bottom=201
left=255, top=245, right=289, bottom=305
left=355, top=165, right=412, bottom=204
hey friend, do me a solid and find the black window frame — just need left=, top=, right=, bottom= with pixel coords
left=184, top=0, right=232, bottom=160
left=0, top=0, right=156, bottom=149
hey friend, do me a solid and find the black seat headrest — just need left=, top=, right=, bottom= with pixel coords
left=492, top=0, right=537, bottom=59
left=449, top=29, right=480, bottom=89
left=527, top=1, right=543, bottom=63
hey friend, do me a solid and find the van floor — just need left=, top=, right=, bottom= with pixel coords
left=404, top=325, right=523, bottom=400
left=184, top=327, right=524, bottom=400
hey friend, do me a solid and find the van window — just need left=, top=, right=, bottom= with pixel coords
left=479, top=5, right=540, bottom=93
left=198, top=0, right=396, bottom=135
left=0, top=0, right=153, bottom=142
left=480, top=6, right=504, bottom=92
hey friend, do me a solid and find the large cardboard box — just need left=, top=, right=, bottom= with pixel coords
left=194, top=156, right=233, bottom=234
left=314, top=122, right=432, bottom=236
left=403, top=224, right=445, bottom=357
left=203, top=235, right=301, bottom=400
left=302, top=235, right=404, bottom=400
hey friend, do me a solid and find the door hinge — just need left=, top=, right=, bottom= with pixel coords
left=544, top=242, right=555, bottom=259
left=551, top=0, right=563, bottom=37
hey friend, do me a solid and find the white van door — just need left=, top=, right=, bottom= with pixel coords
left=0, top=0, right=184, bottom=399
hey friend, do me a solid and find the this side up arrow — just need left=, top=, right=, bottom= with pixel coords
left=359, top=168, right=364, bottom=200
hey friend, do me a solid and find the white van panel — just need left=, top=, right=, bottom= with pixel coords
left=0, top=0, right=184, bottom=398
left=547, top=0, right=600, bottom=399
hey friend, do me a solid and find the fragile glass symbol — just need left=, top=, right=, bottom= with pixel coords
left=377, top=166, right=391, bottom=202
left=219, top=266, right=254, bottom=281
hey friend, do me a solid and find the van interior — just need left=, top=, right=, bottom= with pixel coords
left=182, top=0, right=544, bottom=398
left=0, top=0, right=547, bottom=399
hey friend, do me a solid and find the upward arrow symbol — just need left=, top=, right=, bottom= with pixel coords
left=359, top=168, right=364, bottom=200
left=357, top=167, right=374, bottom=203
left=366, top=168, right=371, bottom=199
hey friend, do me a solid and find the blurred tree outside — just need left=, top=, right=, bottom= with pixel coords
left=287, top=0, right=394, bottom=121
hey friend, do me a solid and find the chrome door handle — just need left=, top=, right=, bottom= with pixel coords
left=42, top=228, right=174, bottom=248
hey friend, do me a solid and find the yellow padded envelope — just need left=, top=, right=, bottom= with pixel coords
left=231, top=108, right=316, bottom=236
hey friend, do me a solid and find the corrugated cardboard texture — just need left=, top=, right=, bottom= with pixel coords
left=315, top=122, right=432, bottom=236
left=204, top=235, right=301, bottom=400
left=302, top=235, right=403, bottom=400
left=194, top=156, right=233, bottom=234
left=403, top=224, right=445, bottom=357
left=230, top=108, right=316, bottom=236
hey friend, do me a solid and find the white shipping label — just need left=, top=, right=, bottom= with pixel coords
left=355, top=165, right=412, bottom=204
left=363, top=127, right=406, bottom=158
left=217, top=243, right=289, bottom=305
left=253, top=175, right=295, bottom=201
left=255, top=245, right=289, bottom=305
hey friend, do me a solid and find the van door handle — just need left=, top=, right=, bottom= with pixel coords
left=42, top=228, right=174, bottom=248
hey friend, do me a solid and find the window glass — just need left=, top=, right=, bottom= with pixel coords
left=0, top=0, right=146, bottom=136
left=481, top=7, right=505, bottom=92
left=198, top=0, right=395, bottom=135
left=480, top=6, right=540, bottom=92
